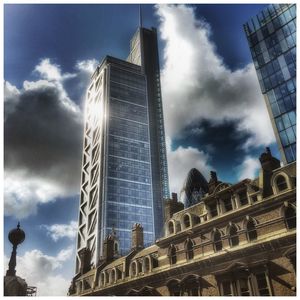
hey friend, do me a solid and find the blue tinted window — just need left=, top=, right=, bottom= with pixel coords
left=283, top=95, right=293, bottom=111
left=284, top=146, right=294, bottom=163
left=280, top=83, right=288, bottom=97
left=271, top=102, right=280, bottom=117
left=288, top=111, right=296, bottom=125
left=289, top=6, right=296, bottom=18
left=280, top=131, right=289, bottom=146
left=286, top=127, right=296, bottom=144
left=286, top=80, right=295, bottom=93
left=274, top=87, right=282, bottom=100
left=267, top=90, right=276, bottom=103
left=275, top=116, right=284, bottom=131
left=282, top=113, right=291, bottom=128
left=278, top=100, right=286, bottom=114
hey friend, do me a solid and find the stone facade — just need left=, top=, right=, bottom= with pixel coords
left=69, top=149, right=296, bottom=296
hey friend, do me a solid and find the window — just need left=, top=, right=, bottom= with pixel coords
left=167, top=280, right=181, bottom=296
left=208, top=202, right=218, bottom=218
left=276, top=175, right=288, bottom=191
left=168, top=221, right=174, bottom=234
left=144, top=257, right=150, bottom=273
left=137, top=260, right=142, bottom=274
left=255, top=272, right=270, bottom=296
left=183, top=215, right=191, bottom=228
left=110, top=269, right=116, bottom=283
left=238, top=191, right=248, bottom=206
left=213, top=230, right=222, bottom=252
left=219, top=270, right=271, bottom=296
left=284, top=206, right=296, bottom=229
left=100, top=273, right=105, bottom=286
left=181, top=275, right=200, bottom=296
left=169, top=245, right=177, bottom=265
left=223, top=197, right=233, bottom=212
left=131, top=262, right=137, bottom=277
left=222, top=281, right=233, bottom=296
left=229, top=225, right=239, bottom=247
left=114, top=241, right=119, bottom=253
left=246, top=219, right=257, bottom=241
left=186, top=239, right=194, bottom=260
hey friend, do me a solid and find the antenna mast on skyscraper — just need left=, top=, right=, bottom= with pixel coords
left=139, top=4, right=143, bottom=28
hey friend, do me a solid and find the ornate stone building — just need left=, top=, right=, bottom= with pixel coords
left=69, top=148, right=296, bottom=296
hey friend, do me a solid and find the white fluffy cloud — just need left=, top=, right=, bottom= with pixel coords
left=166, top=138, right=211, bottom=195
left=41, top=221, right=78, bottom=242
left=156, top=4, right=275, bottom=149
left=238, top=156, right=261, bottom=180
left=75, top=59, right=98, bottom=74
left=4, top=246, right=73, bottom=296
left=35, top=58, right=76, bottom=82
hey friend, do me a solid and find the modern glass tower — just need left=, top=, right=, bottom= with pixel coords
left=75, top=27, right=169, bottom=272
left=244, top=4, right=296, bottom=164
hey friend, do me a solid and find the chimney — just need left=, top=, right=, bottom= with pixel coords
left=259, top=147, right=280, bottom=197
left=164, top=193, right=184, bottom=221
left=259, top=147, right=280, bottom=171
left=78, top=247, right=91, bottom=275
left=103, top=235, right=114, bottom=263
left=131, top=223, right=144, bottom=251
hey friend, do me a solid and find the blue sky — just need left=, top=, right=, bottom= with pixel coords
left=4, top=3, right=280, bottom=295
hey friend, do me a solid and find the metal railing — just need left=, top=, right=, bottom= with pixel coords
left=27, top=286, right=37, bottom=296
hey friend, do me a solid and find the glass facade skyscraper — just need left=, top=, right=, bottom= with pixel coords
left=75, top=27, right=169, bottom=272
left=244, top=4, right=296, bottom=164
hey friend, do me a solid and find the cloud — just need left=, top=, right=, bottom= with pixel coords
left=238, top=156, right=260, bottom=180
left=4, top=246, right=73, bottom=296
left=166, top=138, right=211, bottom=196
left=75, top=59, right=98, bottom=74
left=23, top=248, right=73, bottom=296
left=35, top=58, right=76, bottom=82
left=41, top=221, right=78, bottom=242
left=4, top=59, right=88, bottom=219
left=156, top=4, right=275, bottom=149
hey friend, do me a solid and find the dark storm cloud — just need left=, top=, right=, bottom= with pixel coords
left=173, top=119, right=253, bottom=182
left=4, top=81, right=83, bottom=190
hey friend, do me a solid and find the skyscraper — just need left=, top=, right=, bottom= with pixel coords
left=244, top=4, right=296, bottom=164
left=75, top=26, right=169, bottom=272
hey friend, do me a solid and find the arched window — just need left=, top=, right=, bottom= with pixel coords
left=144, top=257, right=151, bottom=273
left=116, top=268, right=122, bottom=281
left=229, top=224, right=239, bottom=247
left=169, top=245, right=177, bottom=265
left=168, top=221, right=174, bottom=234
left=137, top=260, right=142, bottom=274
left=176, top=222, right=182, bottom=233
left=167, top=279, right=181, bottom=296
left=110, top=269, right=116, bottom=284
left=186, top=239, right=194, bottom=260
left=276, top=175, right=288, bottom=191
left=183, top=214, right=191, bottom=228
left=213, top=230, right=222, bottom=252
left=114, top=241, right=119, bottom=253
left=131, top=262, right=137, bottom=277
left=284, top=206, right=296, bottom=229
left=181, top=275, right=200, bottom=296
left=100, top=272, right=105, bottom=286
left=246, top=219, right=257, bottom=241
left=105, top=271, right=109, bottom=284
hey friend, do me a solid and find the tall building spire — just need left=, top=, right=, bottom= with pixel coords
left=139, top=4, right=142, bottom=28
